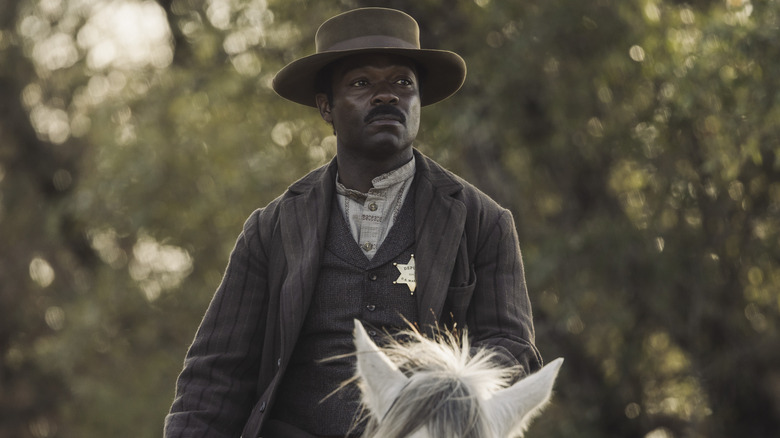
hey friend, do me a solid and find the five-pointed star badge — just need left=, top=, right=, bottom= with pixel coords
left=393, top=254, right=416, bottom=294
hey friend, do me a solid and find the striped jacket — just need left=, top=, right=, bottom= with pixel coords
left=164, top=150, right=542, bottom=438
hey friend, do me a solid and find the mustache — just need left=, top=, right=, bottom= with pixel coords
left=364, top=105, right=406, bottom=124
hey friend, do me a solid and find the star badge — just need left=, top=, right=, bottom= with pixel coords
left=393, top=254, right=416, bottom=295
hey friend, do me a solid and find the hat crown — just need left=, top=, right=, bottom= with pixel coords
left=315, top=8, right=421, bottom=53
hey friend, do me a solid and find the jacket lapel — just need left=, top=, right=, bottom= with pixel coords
left=413, top=153, right=467, bottom=329
left=278, top=159, right=336, bottom=358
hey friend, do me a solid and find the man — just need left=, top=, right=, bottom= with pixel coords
left=165, top=7, right=542, bottom=438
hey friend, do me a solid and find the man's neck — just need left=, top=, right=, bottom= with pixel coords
left=336, top=149, right=414, bottom=193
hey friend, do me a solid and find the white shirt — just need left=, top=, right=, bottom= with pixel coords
left=335, top=156, right=416, bottom=260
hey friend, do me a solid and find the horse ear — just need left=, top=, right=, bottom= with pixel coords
left=353, top=319, right=409, bottom=419
left=486, top=357, right=563, bottom=437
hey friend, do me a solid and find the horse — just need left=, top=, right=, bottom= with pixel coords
left=351, top=319, right=563, bottom=438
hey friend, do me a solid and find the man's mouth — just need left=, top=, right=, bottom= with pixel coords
left=364, top=106, right=406, bottom=125
left=367, top=114, right=403, bottom=124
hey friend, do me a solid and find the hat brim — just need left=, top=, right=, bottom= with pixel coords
left=272, top=47, right=467, bottom=107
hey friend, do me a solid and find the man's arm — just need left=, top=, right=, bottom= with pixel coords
left=467, top=209, right=543, bottom=376
left=164, top=211, right=269, bottom=438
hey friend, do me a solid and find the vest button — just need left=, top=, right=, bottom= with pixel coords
left=369, top=330, right=377, bottom=337
left=362, top=242, right=374, bottom=251
left=368, top=202, right=378, bottom=211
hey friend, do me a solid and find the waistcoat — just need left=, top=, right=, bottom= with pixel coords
left=268, top=191, right=418, bottom=436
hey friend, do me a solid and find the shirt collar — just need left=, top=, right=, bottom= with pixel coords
left=336, top=155, right=416, bottom=199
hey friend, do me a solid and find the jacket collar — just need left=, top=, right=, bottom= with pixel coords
left=276, top=158, right=337, bottom=358
left=409, top=150, right=467, bottom=329
left=286, top=149, right=464, bottom=197
left=287, top=155, right=339, bottom=196
left=412, top=149, right=463, bottom=195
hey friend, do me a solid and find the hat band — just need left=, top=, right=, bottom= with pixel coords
left=321, top=35, right=419, bottom=52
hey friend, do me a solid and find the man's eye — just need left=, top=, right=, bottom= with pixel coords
left=351, top=79, right=369, bottom=87
left=396, top=78, right=413, bottom=86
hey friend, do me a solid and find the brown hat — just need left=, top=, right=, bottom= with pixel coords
left=272, top=8, right=467, bottom=107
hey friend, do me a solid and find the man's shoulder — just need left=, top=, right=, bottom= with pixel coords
left=418, top=153, right=507, bottom=213
left=243, top=160, right=335, bottom=231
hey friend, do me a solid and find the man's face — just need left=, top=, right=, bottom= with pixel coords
left=316, top=54, right=421, bottom=162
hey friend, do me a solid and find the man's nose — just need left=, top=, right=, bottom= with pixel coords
left=371, top=82, right=399, bottom=105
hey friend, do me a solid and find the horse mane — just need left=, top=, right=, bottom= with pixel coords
left=354, top=324, right=522, bottom=438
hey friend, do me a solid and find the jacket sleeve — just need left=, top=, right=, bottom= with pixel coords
left=467, top=208, right=543, bottom=377
left=164, top=210, right=268, bottom=438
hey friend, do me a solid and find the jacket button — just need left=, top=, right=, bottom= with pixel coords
left=366, top=304, right=376, bottom=311
left=369, top=273, right=377, bottom=281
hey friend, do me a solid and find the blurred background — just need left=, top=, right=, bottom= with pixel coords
left=1, top=0, right=778, bottom=436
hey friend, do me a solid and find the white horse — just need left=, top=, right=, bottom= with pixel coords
left=351, top=320, right=562, bottom=438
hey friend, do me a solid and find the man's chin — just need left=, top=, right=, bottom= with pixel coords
left=360, top=140, right=414, bottom=162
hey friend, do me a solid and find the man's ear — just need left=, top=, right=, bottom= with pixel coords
left=315, top=93, right=333, bottom=123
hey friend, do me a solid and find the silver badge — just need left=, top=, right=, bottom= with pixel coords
left=393, top=254, right=416, bottom=295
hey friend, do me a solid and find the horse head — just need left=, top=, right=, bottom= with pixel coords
left=352, top=319, right=562, bottom=438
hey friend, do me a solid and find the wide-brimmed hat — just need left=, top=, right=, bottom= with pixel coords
left=272, top=8, right=467, bottom=107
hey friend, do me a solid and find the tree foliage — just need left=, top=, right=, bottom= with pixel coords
left=0, top=0, right=777, bottom=437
